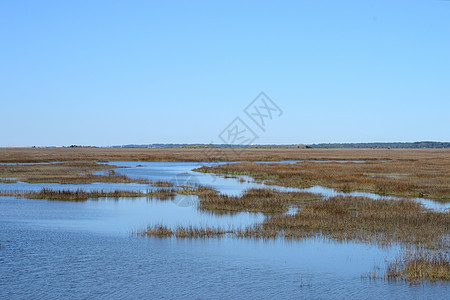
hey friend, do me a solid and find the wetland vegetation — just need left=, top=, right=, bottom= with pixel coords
left=195, top=157, right=450, bottom=202
left=1, top=147, right=448, bottom=163
left=139, top=224, right=229, bottom=238
left=1, top=148, right=449, bottom=284
left=0, top=187, right=176, bottom=201
left=141, top=185, right=450, bottom=283
left=197, top=188, right=320, bottom=214
left=0, top=162, right=151, bottom=184
left=385, top=249, right=449, bottom=283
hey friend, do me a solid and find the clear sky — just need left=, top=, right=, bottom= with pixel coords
left=1, top=0, right=449, bottom=147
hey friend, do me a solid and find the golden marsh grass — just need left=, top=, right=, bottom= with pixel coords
left=197, top=188, right=320, bottom=214
left=0, top=162, right=150, bottom=184
left=1, top=147, right=448, bottom=163
left=0, top=187, right=176, bottom=201
left=386, top=249, right=449, bottom=283
left=196, top=157, right=450, bottom=202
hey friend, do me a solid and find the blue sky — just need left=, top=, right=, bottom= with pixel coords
left=1, top=0, right=449, bottom=146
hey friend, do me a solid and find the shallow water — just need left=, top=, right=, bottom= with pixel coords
left=1, top=161, right=449, bottom=299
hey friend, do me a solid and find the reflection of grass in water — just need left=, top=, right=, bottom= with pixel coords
left=0, top=188, right=176, bottom=201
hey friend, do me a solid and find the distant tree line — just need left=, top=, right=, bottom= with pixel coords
left=108, top=141, right=449, bottom=149
left=308, top=142, right=450, bottom=149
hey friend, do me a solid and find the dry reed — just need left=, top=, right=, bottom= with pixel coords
left=196, top=158, right=450, bottom=202
left=0, top=188, right=176, bottom=201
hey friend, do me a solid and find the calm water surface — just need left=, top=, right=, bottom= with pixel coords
left=1, top=161, right=448, bottom=299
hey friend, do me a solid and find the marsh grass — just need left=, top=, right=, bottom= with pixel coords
left=196, top=158, right=450, bottom=202
left=174, top=225, right=228, bottom=238
left=0, top=162, right=150, bottom=184
left=0, top=178, right=18, bottom=183
left=2, top=147, right=448, bottom=163
left=0, top=188, right=176, bottom=201
left=145, top=189, right=177, bottom=200
left=176, top=184, right=218, bottom=197
left=198, top=188, right=320, bottom=214
left=139, top=224, right=229, bottom=238
left=139, top=192, right=450, bottom=283
left=150, top=180, right=174, bottom=187
left=386, top=249, right=450, bottom=283
left=259, top=196, right=449, bottom=249
left=140, top=225, right=174, bottom=237
left=140, top=190, right=449, bottom=250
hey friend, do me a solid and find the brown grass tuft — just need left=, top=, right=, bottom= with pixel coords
left=386, top=249, right=450, bottom=283
left=0, top=188, right=176, bottom=201
left=0, top=162, right=150, bottom=184
left=196, top=157, right=450, bottom=201
left=198, top=188, right=320, bottom=214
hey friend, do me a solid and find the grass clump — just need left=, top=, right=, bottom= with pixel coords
left=198, top=188, right=319, bottom=214
left=195, top=158, right=450, bottom=202
left=174, top=225, right=227, bottom=238
left=261, top=196, right=449, bottom=249
left=0, top=162, right=150, bottom=184
left=138, top=193, right=450, bottom=283
left=150, top=180, right=174, bottom=187
left=176, top=184, right=218, bottom=197
left=386, top=249, right=450, bottom=283
left=141, top=225, right=174, bottom=237
left=139, top=224, right=228, bottom=238
left=1, top=188, right=176, bottom=201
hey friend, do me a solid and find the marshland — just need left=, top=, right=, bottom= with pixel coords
left=0, top=187, right=177, bottom=201
left=1, top=149, right=449, bottom=298
left=4, top=0, right=450, bottom=297
left=195, top=156, right=450, bottom=202
left=0, top=161, right=151, bottom=184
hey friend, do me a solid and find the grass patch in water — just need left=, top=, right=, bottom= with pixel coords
left=176, top=184, right=218, bottom=197
left=0, top=162, right=151, bottom=184
left=198, top=188, right=320, bottom=214
left=150, top=180, right=174, bottom=187
left=0, top=188, right=176, bottom=201
left=139, top=190, right=450, bottom=283
left=139, top=224, right=229, bottom=238
left=195, top=157, right=450, bottom=202
left=257, top=195, right=449, bottom=249
left=386, top=249, right=450, bottom=283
